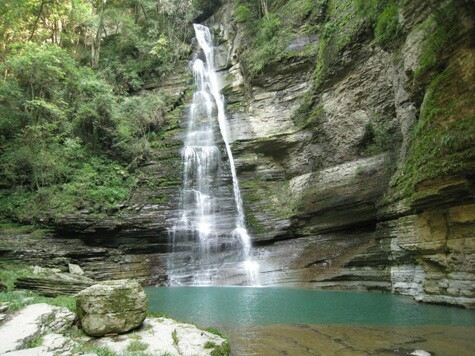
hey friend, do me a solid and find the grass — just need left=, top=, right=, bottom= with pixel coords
left=210, top=341, right=231, bottom=356
left=0, top=290, right=76, bottom=312
left=24, top=335, right=43, bottom=348
left=127, top=340, right=148, bottom=352
left=71, top=343, right=117, bottom=356
left=374, top=1, right=401, bottom=47
left=171, top=329, right=179, bottom=346
left=0, top=263, right=32, bottom=290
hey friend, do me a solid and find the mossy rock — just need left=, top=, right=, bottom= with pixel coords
left=76, top=279, right=147, bottom=337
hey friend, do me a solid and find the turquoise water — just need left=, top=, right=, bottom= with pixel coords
left=145, top=287, right=475, bottom=327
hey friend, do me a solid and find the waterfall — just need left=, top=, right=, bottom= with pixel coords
left=167, top=24, right=259, bottom=286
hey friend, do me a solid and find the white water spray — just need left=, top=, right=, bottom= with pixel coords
left=168, top=24, right=259, bottom=285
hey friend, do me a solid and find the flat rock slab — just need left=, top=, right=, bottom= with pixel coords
left=97, top=317, right=227, bottom=356
left=15, top=271, right=94, bottom=297
left=0, top=304, right=75, bottom=354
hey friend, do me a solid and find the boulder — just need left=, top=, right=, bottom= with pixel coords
left=76, top=279, right=147, bottom=337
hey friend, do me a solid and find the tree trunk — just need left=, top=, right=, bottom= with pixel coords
left=29, top=0, right=46, bottom=41
left=92, top=0, right=106, bottom=67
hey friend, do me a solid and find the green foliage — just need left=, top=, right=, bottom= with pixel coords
left=127, top=340, right=148, bottom=352
left=172, top=329, right=179, bottom=346
left=374, top=2, right=400, bottom=47
left=0, top=290, right=76, bottom=312
left=71, top=343, right=117, bottom=356
left=237, top=0, right=322, bottom=78
left=235, top=5, right=252, bottom=23
left=210, top=341, right=231, bottom=356
left=0, top=0, right=194, bottom=224
left=205, top=327, right=226, bottom=338
left=359, top=120, right=397, bottom=156
left=245, top=13, right=283, bottom=75
left=24, top=335, right=43, bottom=348
left=0, top=263, right=32, bottom=291
left=393, top=52, right=475, bottom=197
left=204, top=341, right=216, bottom=349
left=313, top=0, right=364, bottom=88
left=415, top=2, right=459, bottom=78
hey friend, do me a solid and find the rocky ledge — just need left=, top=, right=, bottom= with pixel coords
left=0, top=279, right=229, bottom=356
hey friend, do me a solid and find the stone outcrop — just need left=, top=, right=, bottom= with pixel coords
left=76, top=279, right=147, bottom=337
left=198, top=0, right=475, bottom=307
left=0, top=303, right=75, bottom=354
left=0, top=303, right=228, bottom=356
left=15, top=267, right=94, bottom=297
left=96, top=317, right=228, bottom=356
left=0, top=0, right=473, bottom=308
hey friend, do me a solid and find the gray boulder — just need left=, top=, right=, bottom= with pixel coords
left=76, top=279, right=147, bottom=337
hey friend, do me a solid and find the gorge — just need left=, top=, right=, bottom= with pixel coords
left=0, top=0, right=475, bottom=353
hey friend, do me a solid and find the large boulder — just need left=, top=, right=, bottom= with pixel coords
left=76, top=279, right=147, bottom=337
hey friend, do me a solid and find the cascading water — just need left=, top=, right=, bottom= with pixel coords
left=167, top=24, right=259, bottom=286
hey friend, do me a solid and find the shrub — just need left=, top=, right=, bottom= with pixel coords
left=235, top=5, right=252, bottom=23
left=374, top=2, right=400, bottom=47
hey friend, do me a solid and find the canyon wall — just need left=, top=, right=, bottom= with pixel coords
left=1, top=0, right=474, bottom=307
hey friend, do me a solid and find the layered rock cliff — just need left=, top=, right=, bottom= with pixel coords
left=203, top=0, right=475, bottom=307
left=2, top=0, right=474, bottom=308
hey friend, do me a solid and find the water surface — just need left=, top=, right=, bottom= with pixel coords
left=146, top=287, right=475, bottom=327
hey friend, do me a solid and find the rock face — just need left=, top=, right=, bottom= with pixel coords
left=197, top=0, right=475, bottom=307
left=15, top=267, right=94, bottom=296
left=0, top=303, right=228, bottom=356
left=76, top=280, right=147, bottom=337
left=1, top=0, right=473, bottom=308
left=0, top=303, right=75, bottom=354
left=96, top=317, right=228, bottom=356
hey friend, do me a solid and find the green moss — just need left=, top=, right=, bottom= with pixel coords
left=245, top=210, right=266, bottom=234
left=127, top=340, right=148, bottom=352
left=392, top=52, right=475, bottom=198
left=241, top=178, right=293, bottom=231
left=359, top=119, right=399, bottom=156
left=0, top=223, right=48, bottom=238
left=415, top=2, right=459, bottom=79
left=374, top=2, right=400, bottom=47
left=313, top=0, right=366, bottom=89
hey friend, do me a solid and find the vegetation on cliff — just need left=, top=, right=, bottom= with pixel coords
left=0, top=0, right=208, bottom=224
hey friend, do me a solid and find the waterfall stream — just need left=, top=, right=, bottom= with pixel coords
left=167, top=24, right=259, bottom=286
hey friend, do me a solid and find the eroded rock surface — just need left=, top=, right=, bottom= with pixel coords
left=0, top=303, right=75, bottom=354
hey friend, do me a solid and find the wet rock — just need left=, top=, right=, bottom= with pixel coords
left=76, top=279, right=147, bottom=337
